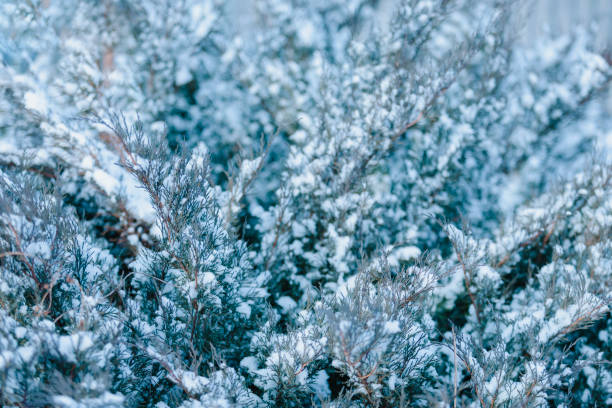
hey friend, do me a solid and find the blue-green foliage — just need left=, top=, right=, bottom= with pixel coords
left=0, top=0, right=611, bottom=407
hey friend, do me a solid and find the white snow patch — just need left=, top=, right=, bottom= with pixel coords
left=312, top=369, right=330, bottom=398
left=240, top=157, right=262, bottom=180
left=174, top=370, right=209, bottom=394
left=24, top=91, right=49, bottom=115
left=175, top=66, right=192, bottom=86
left=192, top=1, right=217, bottom=40
left=26, top=241, right=51, bottom=259
left=297, top=21, right=316, bottom=47
left=92, top=169, right=119, bottom=195
left=277, top=296, right=297, bottom=313
left=240, top=356, right=258, bottom=372
left=237, top=302, right=251, bottom=318
left=15, top=327, right=27, bottom=339
left=17, top=346, right=36, bottom=363
left=394, top=246, right=421, bottom=262
left=201, top=272, right=216, bottom=285
left=384, top=320, right=401, bottom=334
left=58, top=332, right=94, bottom=363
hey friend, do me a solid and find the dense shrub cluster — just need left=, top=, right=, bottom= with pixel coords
left=0, top=0, right=611, bottom=406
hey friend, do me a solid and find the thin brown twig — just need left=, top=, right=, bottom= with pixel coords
left=5, top=222, right=40, bottom=286
left=462, top=358, right=486, bottom=408
left=0, top=251, right=27, bottom=259
left=449, top=238, right=481, bottom=324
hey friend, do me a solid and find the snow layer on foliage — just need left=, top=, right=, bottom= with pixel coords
left=277, top=296, right=297, bottom=313
left=384, top=320, right=401, bottom=334
left=23, top=90, right=49, bottom=115
left=52, top=392, right=124, bottom=408
left=173, top=370, right=210, bottom=394
left=57, top=332, right=95, bottom=363
left=1, top=0, right=611, bottom=407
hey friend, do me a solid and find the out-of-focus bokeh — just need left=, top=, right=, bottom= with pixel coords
left=228, top=0, right=612, bottom=111
left=525, top=0, right=612, bottom=111
left=524, top=0, right=611, bottom=48
left=228, top=0, right=612, bottom=46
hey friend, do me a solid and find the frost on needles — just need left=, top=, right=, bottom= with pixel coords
left=0, top=0, right=611, bottom=407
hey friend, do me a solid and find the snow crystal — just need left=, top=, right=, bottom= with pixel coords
left=81, top=155, right=94, bottom=170
left=15, top=327, right=27, bottom=339
left=476, top=265, right=501, bottom=287
left=52, top=396, right=77, bottom=407
left=291, top=170, right=316, bottom=192
left=240, top=157, right=262, bottom=180
left=24, top=91, right=48, bottom=115
left=0, top=351, right=12, bottom=371
left=92, top=169, right=119, bottom=195
left=333, top=235, right=350, bottom=260
left=58, top=332, right=94, bottom=363
left=81, top=295, right=99, bottom=309
left=290, top=130, right=308, bottom=144
left=277, top=296, right=297, bottom=313
left=151, top=121, right=166, bottom=134
left=312, top=370, right=330, bottom=398
left=394, top=246, right=421, bottom=261
left=296, top=367, right=309, bottom=385
left=384, top=320, right=401, bottom=334
left=240, top=356, right=258, bottom=372
left=336, top=274, right=357, bottom=299
left=328, top=225, right=350, bottom=269
left=123, top=176, right=156, bottom=224
left=296, top=21, right=316, bottom=47
left=538, top=307, right=574, bottom=343
left=237, top=302, right=251, bottom=318
left=175, top=66, right=192, bottom=86
left=175, top=370, right=209, bottom=394
left=201, top=272, right=216, bottom=285
left=187, top=281, right=197, bottom=299
left=267, top=350, right=294, bottom=367
left=17, top=346, right=35, bottom=363
left=26, top=241, right=51, bottom=259
left=192, top=1, right=216, bottom=40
